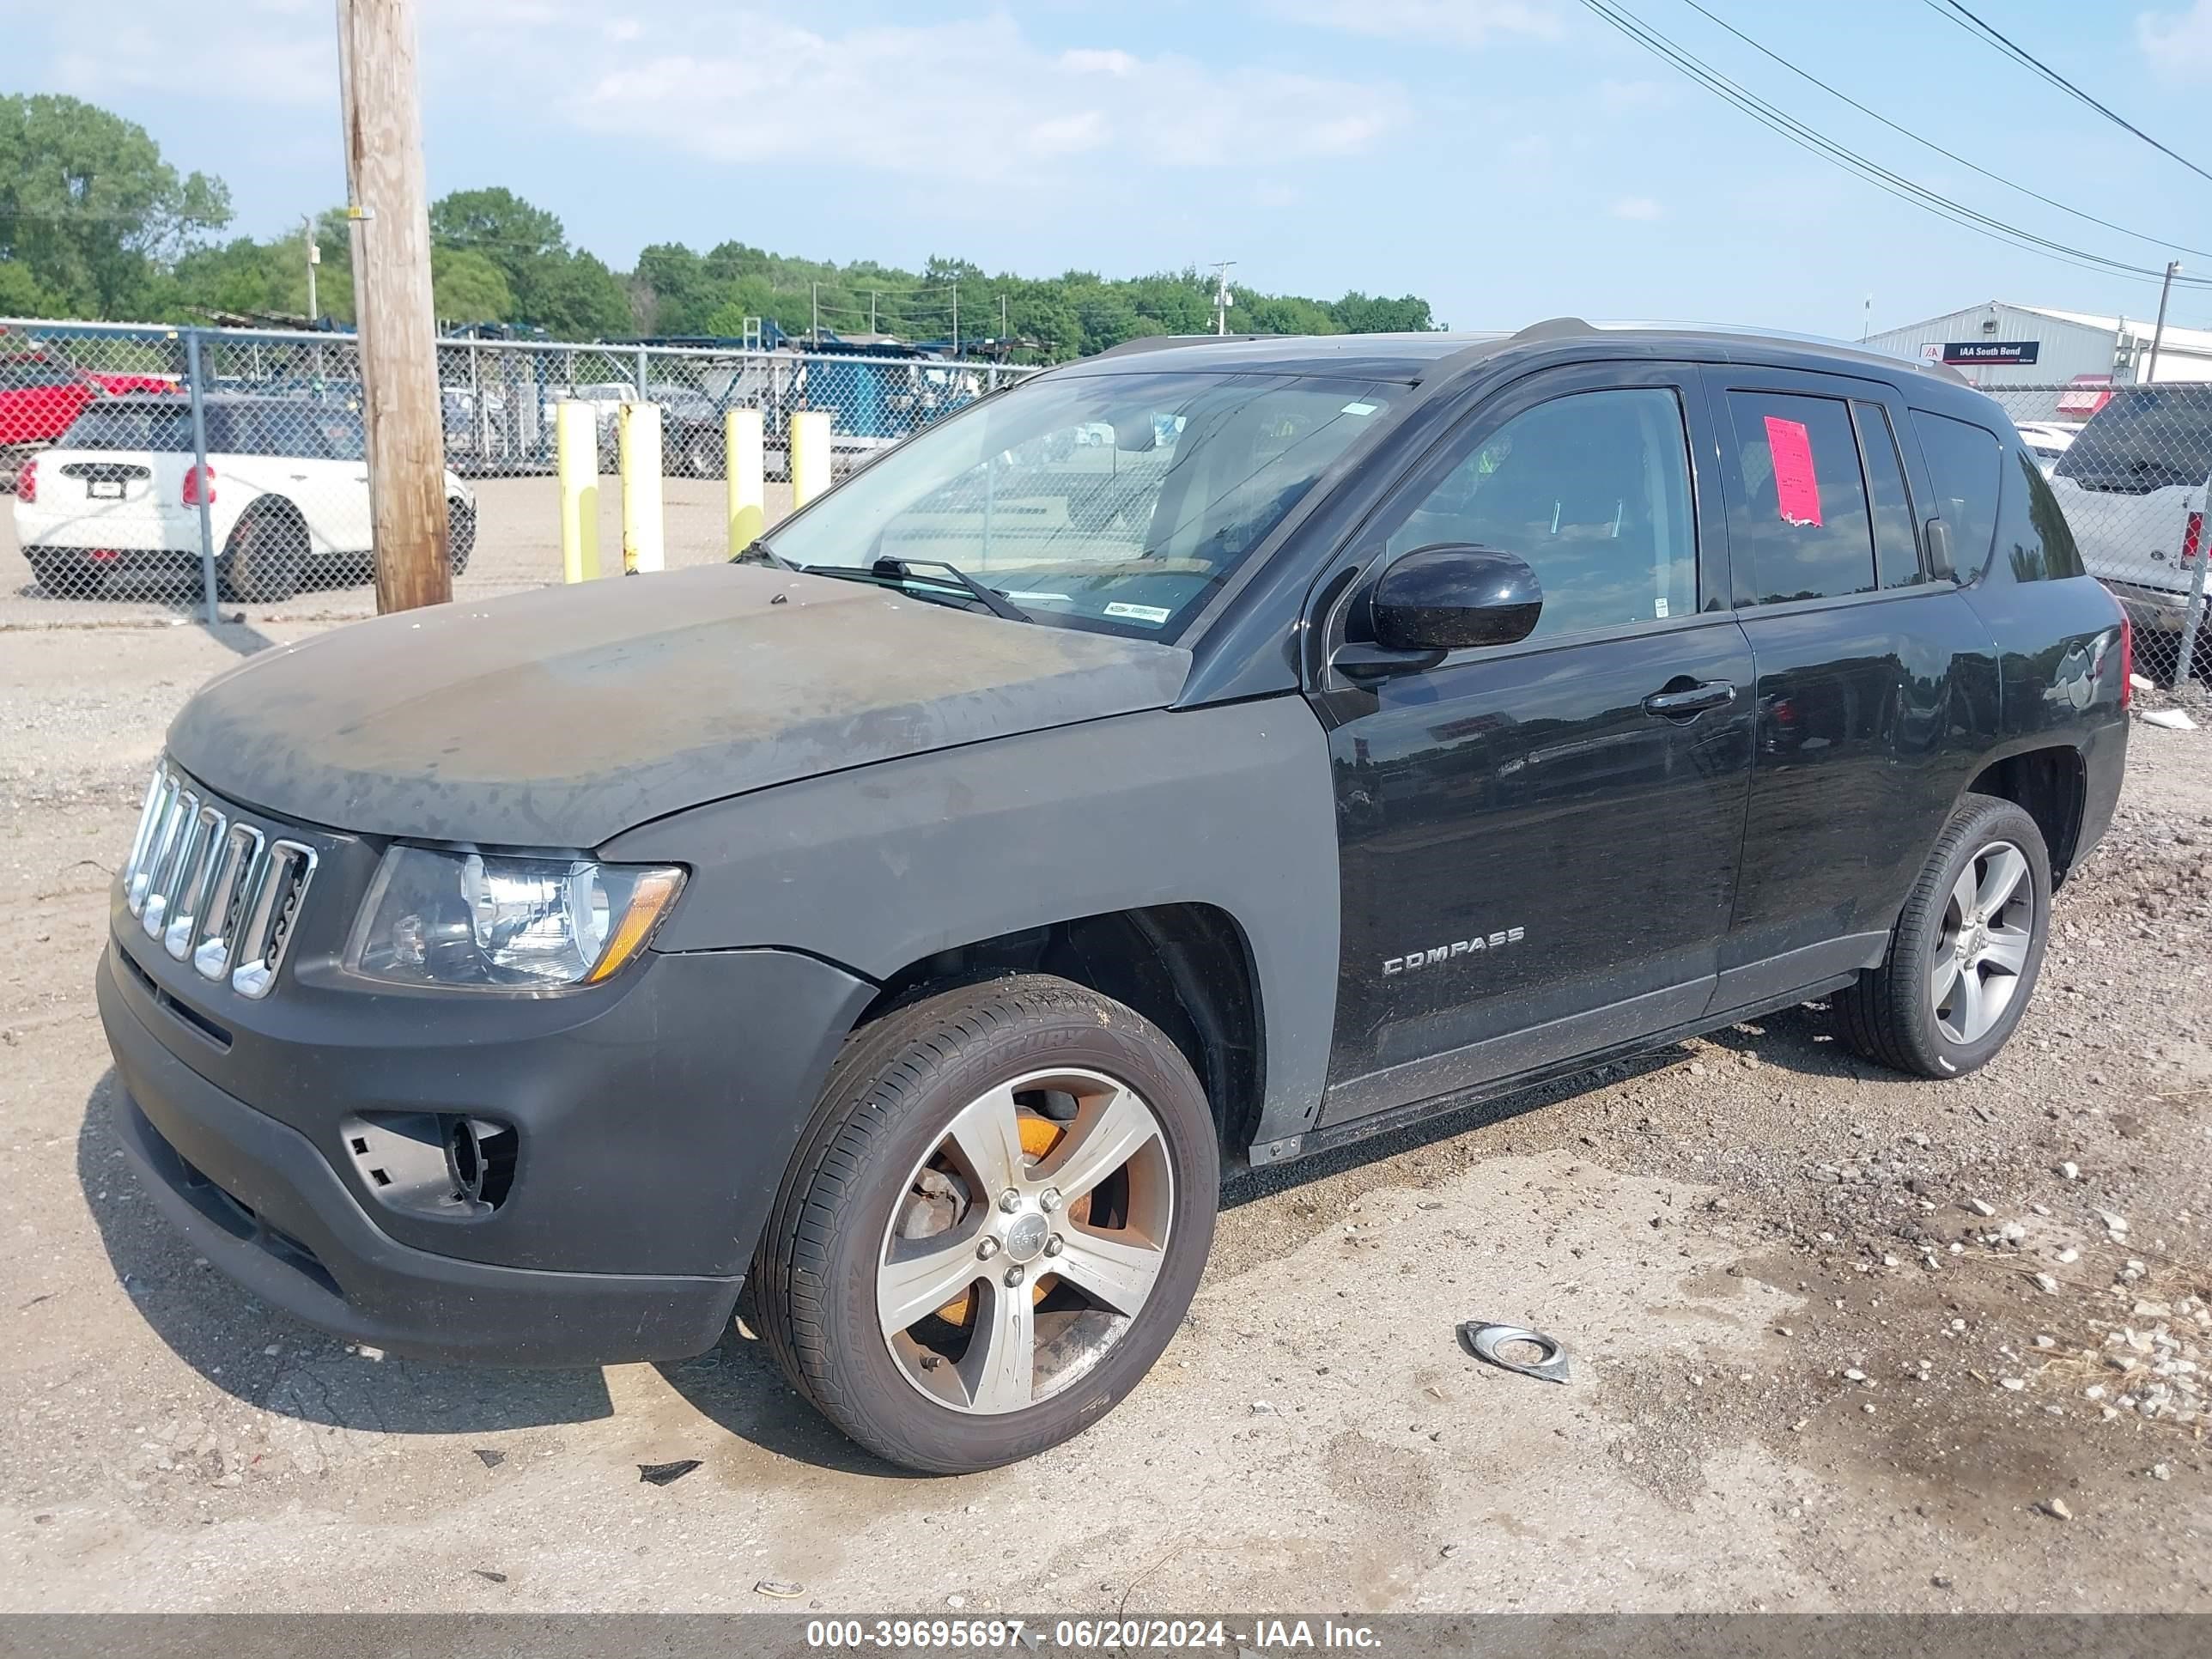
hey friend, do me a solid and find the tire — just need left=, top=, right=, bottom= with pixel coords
left=1838, top=793, right=2051, bottom=1079
left=752, top=974, right=1219, bottom=1474
left=25, top=547, right=88, bottom=599
left=447, top=500, right=476, bottom=575
left=216, top=506, right=305, bottom=604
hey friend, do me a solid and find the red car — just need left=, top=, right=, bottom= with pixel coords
left=0, top=355, right=179, bottom=484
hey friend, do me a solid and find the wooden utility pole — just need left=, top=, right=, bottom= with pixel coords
left=337, top=0, right=450, bottom=612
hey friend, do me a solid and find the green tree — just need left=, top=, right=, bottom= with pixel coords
left=0, top=258, right=64, bottom=318
left=1331, top=291, right=1436, bottom=332
left=517, top=250, right=635, bottom=338
left=428, top=187, right=564, bottom=274
left=0, top=94, right=229, bottom=317
left=431, top=247, right=513, bottom=325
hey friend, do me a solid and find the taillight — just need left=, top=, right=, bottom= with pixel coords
left=181, top=464, right=215, bottom=507
left=2183, top=511, right=2203, bottom=567
left=16, top=456, right=33, bottom=504
left=2119, top=611, right=2134, bottom=708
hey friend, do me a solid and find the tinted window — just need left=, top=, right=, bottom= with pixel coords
left=1383, top=386, right=1696, bottom=640
left=1723, top=391, right=1875, bottom=604
left=2055, top=387, right=2212, bottom=491
left=58, top=404, right=194, bottom=451
left=0, top=358, right=78, bottom=390
left=1993, top=450, right=2087, bottom=583
left=1852, top=402, right=1922, bottom=587
left=1911, top=410, right=2002, bottom=576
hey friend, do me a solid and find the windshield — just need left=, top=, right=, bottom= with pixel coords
left=762, top=369, right=1397, bottom=638
left=2054, top=389, right=2212, bottom=489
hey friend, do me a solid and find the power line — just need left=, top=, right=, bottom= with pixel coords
left=1676, top=0, right=2212, bottom=261
left=1575, top=0, right=2212, bottom=292
left=1920, top=0, right=2212, bottom=186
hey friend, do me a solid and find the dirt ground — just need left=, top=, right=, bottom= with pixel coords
left=2, top=621, right=2209, bottom=1614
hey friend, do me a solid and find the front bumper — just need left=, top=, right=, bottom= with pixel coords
left=99, top=922, right=873, bottom=1366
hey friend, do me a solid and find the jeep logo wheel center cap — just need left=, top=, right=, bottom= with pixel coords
left=1003, top=1211, right=1050, bottom=1264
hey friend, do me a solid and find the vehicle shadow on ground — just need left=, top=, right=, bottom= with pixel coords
left=77, top=1069, right=909, bottom=1470
left=1221, top=997, right=1858, bottom=1210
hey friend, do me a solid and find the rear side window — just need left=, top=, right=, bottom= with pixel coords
left=1852, top=402, right=1923, bottom=587
left=1911, top=411, right=2001, bottom=575
left=1992, top=450, right=2087, bottom=583
left=1721, top=391, right=1875, bottom=605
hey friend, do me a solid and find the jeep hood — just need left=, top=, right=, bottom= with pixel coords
left=167, top=564, right=1193, bottom=846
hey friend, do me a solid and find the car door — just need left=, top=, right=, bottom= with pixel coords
left=1304, top=362, right=1756, bottom=1127
left=1702, top=369, right=2000, bottom=1003
left=298, top=405, right=375, bottom=554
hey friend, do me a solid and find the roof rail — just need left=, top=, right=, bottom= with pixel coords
left=1091, top=332, right=1267, bottom=362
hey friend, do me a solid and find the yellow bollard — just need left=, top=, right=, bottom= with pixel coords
left=789, top=409, right=832, bottom=508
left=726, top=406, right=765, bottom=556
left=554, top=400, right=599, bottom=583
left=617, top=399, right=664, bottom=574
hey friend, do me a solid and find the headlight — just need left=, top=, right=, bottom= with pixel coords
left=346, top=846, right=684, bottom=992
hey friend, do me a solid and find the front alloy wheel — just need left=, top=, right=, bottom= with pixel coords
left=752, top=975, right=1218, bottom=1474
left=878, top=1066, right=1174, bottom=1415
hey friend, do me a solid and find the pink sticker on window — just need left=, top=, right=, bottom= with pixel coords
left=1764, top=416, right=1823, bottom=526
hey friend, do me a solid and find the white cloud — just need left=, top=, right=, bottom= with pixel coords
left=1610, top=196, right=1663, bottom=222
left=2138, top=1, right=2212, bottom=80
left=52, top=21, right=332, bottom=108
left=1267, top=0, right=1563, bottom=47
left=560, top=13, right=1406, bottom=182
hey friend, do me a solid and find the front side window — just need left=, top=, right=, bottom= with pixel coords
left=1911, top=410, right=2002, bottom=577
left=764, top=369, right=1396, bottom=639
left=1382, top=386, right=1697, bottom=641
left=1722, top=390, right=1875, bottom=605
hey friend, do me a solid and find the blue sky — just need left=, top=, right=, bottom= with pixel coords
left=21, top=0, right=2212, bottom=337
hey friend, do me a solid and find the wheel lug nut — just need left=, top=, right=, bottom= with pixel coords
left=1043, top=1235, right=1064, bottom=1258
left=1005, top=1265, right=1025, bottom=1287
left=976, top=1236, right=1000, bottom=1260
left=1039, top=1188, right=1062, bottom=1213
left=998, top=1189, right=1022, bottom=1213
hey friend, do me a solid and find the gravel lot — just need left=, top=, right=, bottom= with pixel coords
left=2, top=621, right=2209, bottom=1613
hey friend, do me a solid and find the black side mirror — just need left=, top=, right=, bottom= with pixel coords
left=1364, top=544, right=1543, bottom=652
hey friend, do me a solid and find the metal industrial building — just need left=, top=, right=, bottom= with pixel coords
left=1862, top=301, right=2212, bottom=388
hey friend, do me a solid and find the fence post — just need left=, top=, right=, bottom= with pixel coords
left=726, top=406, right=765, bottom=555
left=183, top=331, right=220, bottom=625
left=618, top=400, right=664, bottom=574
left=790, top=410, right=831, bottom=508
left=554, top=400, right=599, bottom=582
left=635, top=344, right=650, bottom=404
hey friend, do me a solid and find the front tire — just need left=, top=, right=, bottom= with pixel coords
left=1838, top=793, right=2051, bottom=1078
left=753, top=975, right=1218, bottom=1474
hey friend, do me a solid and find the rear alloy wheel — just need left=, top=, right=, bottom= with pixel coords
left=1838, top=793, right=2051, bottom=1078
left=216, top=507, right=306, bottom=604
left=753, top=975, right=1218, bottom=1474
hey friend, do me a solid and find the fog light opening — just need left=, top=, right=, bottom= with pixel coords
left=444, top=1115, right=517, bottom=1212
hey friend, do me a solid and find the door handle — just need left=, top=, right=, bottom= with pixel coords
left=1643, top=680, right=1735, bottom=719
left=288, top=473, right=309, bottom=481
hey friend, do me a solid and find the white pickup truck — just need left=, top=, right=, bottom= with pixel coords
left=2046, top=386, right=2212, bottom=651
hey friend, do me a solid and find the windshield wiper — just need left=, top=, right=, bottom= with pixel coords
left=869, top=556, right=1032, bottom=623
left=734, top=537, right=797, bottom=571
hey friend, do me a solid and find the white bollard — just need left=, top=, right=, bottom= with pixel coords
left=554, top=401, right=599, bottom=583
left=789, top=410, right=832, bottom=509
left=726, top=406, right=765, bottom=556
left=618, top=400, right=664, bottom=574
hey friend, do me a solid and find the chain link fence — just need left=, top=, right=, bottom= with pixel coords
left=1983, top=381, right=2212, bottom=686
left=0, top=318, right=1036, bottom=626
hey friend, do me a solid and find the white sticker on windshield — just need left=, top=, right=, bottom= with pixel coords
left=1002, top=590, right=1071, bottom=604
left=1340, top=401, right=1378, bottom=416
left=1103, top=602, right=1173, bottom=624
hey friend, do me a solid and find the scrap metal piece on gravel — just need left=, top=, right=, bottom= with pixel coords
left=1459, top=1321, right=1573, bottom=1383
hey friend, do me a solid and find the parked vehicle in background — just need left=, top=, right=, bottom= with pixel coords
left=14, top=393, right=475, bottom=601
left=2046, top=385, right=2212, bottom=646
left=2014, top=420, right=2076, bottom=476
left=100, top=321, right=2127, bottom=1474
left=0, top=354, right=179, bottom=486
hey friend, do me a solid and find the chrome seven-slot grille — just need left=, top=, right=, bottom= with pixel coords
left=121, top=763, right=319, bottom=1000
